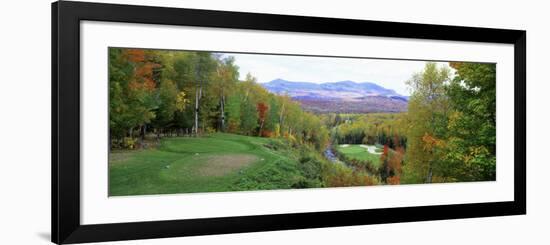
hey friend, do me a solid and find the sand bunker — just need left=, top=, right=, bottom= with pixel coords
left=359, top=144, right=382, bottom=155
left=196, top=154, right=258, bottom=177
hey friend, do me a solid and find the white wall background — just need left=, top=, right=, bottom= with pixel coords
left=0, top=0, right=547, bottom=244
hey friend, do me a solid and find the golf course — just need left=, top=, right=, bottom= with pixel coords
left=109, top=133, right=327, bottom=196
left=336, top=144, right=383, bottom=168
left=108, top=48, right=497, bottom=195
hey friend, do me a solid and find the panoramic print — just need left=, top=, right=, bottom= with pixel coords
left=108, top=48, right=496, bottom=196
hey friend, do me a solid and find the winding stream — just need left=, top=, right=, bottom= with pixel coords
left=323, top=144, right=377, bottom=177
left=323, top=147, right=344, bottom=165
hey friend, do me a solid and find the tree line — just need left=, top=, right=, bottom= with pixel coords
left=403, top=62, right=496, bottom=183
left=324, top=113, right=407, bottom=148
left=109, top=48, right=329, bottom=150
left=323, top=62, right=496, bottom=184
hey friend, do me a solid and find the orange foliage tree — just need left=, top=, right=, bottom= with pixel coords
left=124, top=49, right=158, bottom=92
left=257, top=102, right=269, bottom=136
left=380, top=135, right=405, bottom=185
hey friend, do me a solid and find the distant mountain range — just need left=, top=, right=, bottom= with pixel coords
left=262, top=79, right=408, bottom=113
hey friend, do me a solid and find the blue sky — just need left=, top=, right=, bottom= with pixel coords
left=222, top=53, right=450, bottom=96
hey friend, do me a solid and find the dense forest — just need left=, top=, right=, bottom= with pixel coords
left=108, top=47, right=496, bottom=196
left=109, top=48, right=329, bottom=151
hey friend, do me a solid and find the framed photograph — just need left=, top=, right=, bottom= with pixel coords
left=52, top=1, right=526, bottom=244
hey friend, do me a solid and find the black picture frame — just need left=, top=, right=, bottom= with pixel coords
left=52, top=1, right=526, bottom=244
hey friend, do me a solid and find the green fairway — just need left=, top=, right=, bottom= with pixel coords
left=109, top=133, right=314, bottom=196
left=336, top=144, right=382, bottom=167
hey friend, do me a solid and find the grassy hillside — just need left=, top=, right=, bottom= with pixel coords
left=109, top=133, right=326, bottom=196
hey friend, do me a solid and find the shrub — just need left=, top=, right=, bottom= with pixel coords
left=233, top=159, right=302, bottom=190
left=205, top=127, right=216, bottom=134
left=122, top=137, right=136, bottom=149
left=386, top=175, right=400, bottom=185
left=261, top=130, right=273, bottom=138
left=291, top=177, right=323, bottom=188
left=264, top=139, right=290, bottom=152
left=322, top=163, right=378, bottom=187
left=298, top=153, right=323, bottom=181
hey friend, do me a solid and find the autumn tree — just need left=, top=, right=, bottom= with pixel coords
left=234, top=74, right=259, bottom=135
left=108, top=48, right=158, bottom=143
left=109, top=48, right=134, bottom=140
left=257, top=102, right=269, bottom=136
left=191, top=52, right=216, bottom=135
left=444, top=62, right=496, bottom=181
left=240, top=98, right=258, bottom=135
left=386, top=149, right=404, bottom=185
left=212, top=56, right=239, bottom=131
left=152, top=79, right=178, bottom=137
left=403, top=62, right=451, bottom=184
left=387, top=135, right=404, bottom=184
left=276, top=95, right=292, bottom=137
left=379, top=145, right=390, bottom=182
left=264, top=95, right=281, bottom=136
left=225, top=94, right=241, bottom=133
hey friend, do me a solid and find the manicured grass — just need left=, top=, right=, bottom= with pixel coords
left=336, top=144, right=382, bottom=167
left=109, top=133, right=309, bottom=196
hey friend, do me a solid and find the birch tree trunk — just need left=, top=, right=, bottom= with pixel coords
left=279, top=103, right=285, bottom=127
left=426, top=165, right=433, bottom=183
left=258, top=119, right=264, bottom=137
left=220, top=93, right=225, bottom=131
left=194, top=88, right=199, bottom=136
